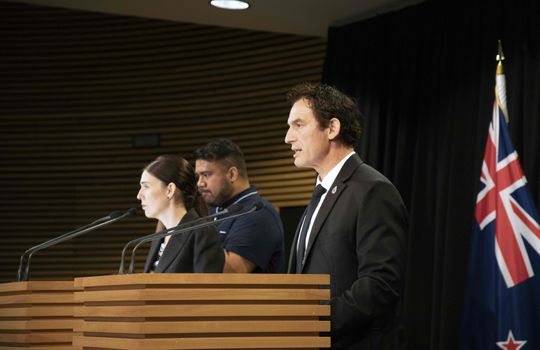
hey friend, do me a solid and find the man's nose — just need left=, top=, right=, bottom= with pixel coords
left=284, top=127, right=293, bottom=144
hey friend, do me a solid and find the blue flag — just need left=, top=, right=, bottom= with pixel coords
left=460, top=61, right=540, bottom=349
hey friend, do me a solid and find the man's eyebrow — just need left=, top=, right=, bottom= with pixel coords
left=288, top=117, right=303, bottom=125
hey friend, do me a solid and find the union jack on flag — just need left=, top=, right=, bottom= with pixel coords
left=460, top=60, right=540, bottom=349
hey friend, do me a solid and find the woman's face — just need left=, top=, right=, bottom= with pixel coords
left=137, top=170, right=169, bottom=219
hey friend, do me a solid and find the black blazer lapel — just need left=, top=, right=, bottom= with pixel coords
left=303, top=183, right=347, bottom=268
left=143, top=239, right=161, bottom=273
left=303, top=155, right=363, bottom=271
left=153, top=209, right=198, bottom=273
left=155, top=232, right=188, bottom=273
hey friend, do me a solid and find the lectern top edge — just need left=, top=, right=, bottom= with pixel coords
left=74, top=273, right=330, bottom=288
left=0, top=280, right=78, bottom=293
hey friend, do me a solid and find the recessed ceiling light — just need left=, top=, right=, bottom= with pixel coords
left=210, top=0, right=250, bottom=10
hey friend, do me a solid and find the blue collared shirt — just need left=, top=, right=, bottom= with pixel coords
left=210, top=186, right=285, bottom=273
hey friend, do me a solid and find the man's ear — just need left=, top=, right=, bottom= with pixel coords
left=328, top=117, right=341, bottom=141
left=227, top=166, right=239, bottom=183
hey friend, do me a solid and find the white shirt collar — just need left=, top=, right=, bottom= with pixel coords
left=316, top=151, right=355, bottom=190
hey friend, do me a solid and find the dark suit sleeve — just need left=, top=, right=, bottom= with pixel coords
left=192, top=225, right=225, bottom=273
left=332, top=180, right=407, bottom=335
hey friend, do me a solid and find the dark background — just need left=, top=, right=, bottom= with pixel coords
left=2, top=0, right=540, bottom=349
left=321, top=0, right=540, bottom=349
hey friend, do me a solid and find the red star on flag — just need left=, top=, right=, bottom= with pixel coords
left=497, top=330, right=527, bottom=350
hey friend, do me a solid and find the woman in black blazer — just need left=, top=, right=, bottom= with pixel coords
left=136, top=155, right=224, bottom=273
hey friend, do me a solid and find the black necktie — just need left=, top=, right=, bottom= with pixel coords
left=296, top=184, right=326, bottom=273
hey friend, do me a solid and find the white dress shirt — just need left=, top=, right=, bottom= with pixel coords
left=298, top=151, right=356, bottom=251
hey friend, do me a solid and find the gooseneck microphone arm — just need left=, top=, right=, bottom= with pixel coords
left=16, top=215, right=111, bottom=282
left=117, top=203, right=243, bottom=274
left=127, top=202, right=263, bottom=274
left=17, top=208, right=136, bottom=281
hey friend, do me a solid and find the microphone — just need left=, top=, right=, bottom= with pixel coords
left=126, top=202, right=263, bottom=274
left=17, top=208, right=137, bottom=281
left=118, top=203, right=244, bottom=274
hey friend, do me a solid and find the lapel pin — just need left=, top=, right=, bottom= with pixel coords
left=331, top=186, right=337, bottom=194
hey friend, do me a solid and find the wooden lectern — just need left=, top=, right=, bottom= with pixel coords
left=0, top=280, right=81, bottom=350
left=73, top=273, right=331, bottom=349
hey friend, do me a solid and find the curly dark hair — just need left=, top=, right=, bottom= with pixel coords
left=193, top=138, right=248, bottom=179
left=286, top=82, right=362, bottom=147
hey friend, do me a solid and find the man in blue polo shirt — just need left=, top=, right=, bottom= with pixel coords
left=194, top=139, right=285, bottom=273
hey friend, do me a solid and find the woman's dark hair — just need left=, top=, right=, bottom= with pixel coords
left=143, top=155, right=207, bottom=217
left=286, top=82, right=362, bottom=147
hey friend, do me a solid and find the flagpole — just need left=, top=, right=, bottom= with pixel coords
left=495, top=40, right=508, bottom=122
left=496, top=39, right=505, bottom=63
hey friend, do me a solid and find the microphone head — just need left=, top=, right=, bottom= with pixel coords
left=253, top=201, right=264, bottom=210
left=227, top=203, right=244, bottom=215
left=108, top=208, right=137, bottom=219
left=126, top=208, right=138, bottom=216
left=108, top=210, right=125, bottom=219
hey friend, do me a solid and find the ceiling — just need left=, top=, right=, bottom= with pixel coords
left=12, top=0, right=423, bottom=37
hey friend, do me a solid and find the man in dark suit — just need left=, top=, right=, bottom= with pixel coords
left=284, top=83, right=407, bottom=349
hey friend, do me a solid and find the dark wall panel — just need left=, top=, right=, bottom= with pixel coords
left=0, top=1, right=325, bottom=282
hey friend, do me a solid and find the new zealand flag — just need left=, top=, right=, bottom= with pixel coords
left=460, top=62, right=540, bottom=349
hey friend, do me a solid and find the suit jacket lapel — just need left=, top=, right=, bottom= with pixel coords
left=155, top=233, right=184, bottom=273
left=154, top=209, right=198, bottom=273
left=302, top=155, right=363, bottom=271
left=143, top=239, right=161, bottom=273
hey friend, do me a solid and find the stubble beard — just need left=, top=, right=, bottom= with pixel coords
left=208, top=182, right=234, bottom=207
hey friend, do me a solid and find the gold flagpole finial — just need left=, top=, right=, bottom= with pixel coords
left=496, top=40, right=505, bottom=62
left=496, top=40, right=505, bottom=75
left=494, top=40, right=508, bottom=122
